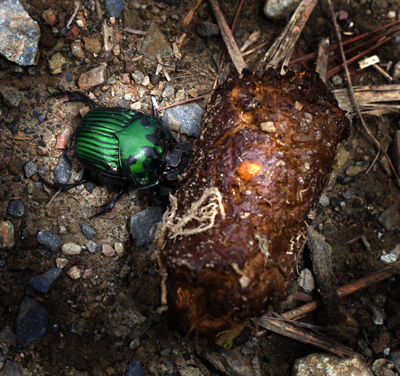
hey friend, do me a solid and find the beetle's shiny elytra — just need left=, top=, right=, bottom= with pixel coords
left=74, top=107, right=175, bottom=188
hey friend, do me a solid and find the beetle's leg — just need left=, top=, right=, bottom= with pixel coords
left=90, top=188, right=126, bottom=218
left=51, top=91, right=100, bottom=108
left=39, top=173, right=93, bottom=190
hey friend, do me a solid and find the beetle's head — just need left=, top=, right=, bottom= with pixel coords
left=162, top=143, right=192, bottom=183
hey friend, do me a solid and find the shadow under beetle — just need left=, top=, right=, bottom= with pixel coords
left=51, top=91, right=190, bottom=216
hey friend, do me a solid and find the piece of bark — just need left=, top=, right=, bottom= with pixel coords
left=307, top=227, right=339, bottom=324
left=316, top=37, right=329, bottom=83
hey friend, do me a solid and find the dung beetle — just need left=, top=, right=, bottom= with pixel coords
left=51, top=91, right=189, bottom=215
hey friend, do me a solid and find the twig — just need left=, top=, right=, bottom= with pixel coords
left=182, top=0, right=204, bottom=28
left=315, top=37, right=329, bottom=83
left=256, top=316, right=354, bottom=357
left=240, top=31, right=260, bottom=53
left=281, top=260, right=400, bottom=320
left=66, top=1, right=80, bottom=29
left=156, top=88, right=216, bottom=112
left=122, top=28, right=147, bottom=36
left=242, top=41, right=269, bottom=57
left=47, top=189, right=62, bottom=208
left=208, top=0, right=247, bottom=74
left=263, top=0, right=318, bottom=73
left=326, top=0, right=400, bottom=184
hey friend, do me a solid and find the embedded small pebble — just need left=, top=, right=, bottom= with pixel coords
left=319, top=194, right=329, bottom=207
left=29, top=268, right=62, bottom=293
left=0, top=220, right=15, bottom=249
left=346, top=161, right=369, bottom=176
left=114, top=242, right=124, bottom=256
left=7, top=199, right=25, bottom=218
left=86, top=240, right=97, bottom=253
left=80, top=223, right=96, bottom=240
left=130, top=206, right=163, bottom=247
left=381, top=253, right=397, bottom=264
left=53, top=154, right=72, bottom=185
left=8, top=158, right=23, bottom=174
left=371, top=306, right=385, bottom=325
left=24, top=160, right=38, bottom=178
left=331, top=75, right=343, bottom=86
left=0, top=149, right=12, bottom=171
left=15, top=296, right=49, bottom=348
left=56, top=258, right=69, bottom=268
left=298, top=268, right=315, bottom=293
left=161, top=103, right=203, bottom=137
left=37, top=230, right=63, bottom=252
left=82, top=269, right=94, bottom=279
left=126, top=360, right=145, bottom=376
left=102, top=244, right=115, bottom=257
left=67, top=266, right=82, bottom=279
left=62, top=242, right=82, bottom=255
left=342, top=190, right=352, bottom=200
left=389, top=350, right=400, bottom=373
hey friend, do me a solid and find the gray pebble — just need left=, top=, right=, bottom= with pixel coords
left=15, top=296, right=49, bottom=348
left=130, top=206, right=163, bottom=247
left=371, top=305, right=385, bottom=325
left=24, top=160, right=37, bottom=178
left=390, top=350, right=400, bottom=373
left=105, top=0, right=125, bottom=18
left=38, top=115, right=46, bottom=122
left=196, top=22, right=219, bottom=37
left=126, top=360, right=145, bottom=376
left=162, top=103, right=203, bottom=137
left=298, top=268, right=315, bottom=293
left=53, top=154, right=72, bottom=185
left=162, top=84, right=175, bottom=98
left=80, top=223, right=96, bottom=240
left=0, top=326, right=16, bottom=347
left=29, top=268, right=62, bottom=293
left=7, top=199, right=25, bottom=218
left=37, top=230, right=63, bottom=252
left=86, top=240, right=97, bottom=253
left=131, top=71, right=144, bottom=85
left=331, top=75, right=343, bottom=85
left=342, top=190, right=352, bottom=200
left=318, top=194, right=329, bottom=207
left=378, top=206, right=397, bottom=232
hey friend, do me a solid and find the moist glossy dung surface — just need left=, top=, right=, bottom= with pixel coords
left=159, top=68, right=350, bottom=345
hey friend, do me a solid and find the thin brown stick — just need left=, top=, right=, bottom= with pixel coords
left=256, top=316, right=354, bottom=357
left=282, top=260, right=400, bottom=320
left=182, top=0, right=204, bottom=28
left=209, top=0, right=246, bottom=74
left=156, top=95, right=206, bottom=112
left=326, top=0, right=400, bottom=184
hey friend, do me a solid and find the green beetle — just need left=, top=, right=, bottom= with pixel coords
left=52, top=91, right=188, bottom=215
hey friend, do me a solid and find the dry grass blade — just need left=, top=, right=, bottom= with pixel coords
left=315, top=37, right=329, bottom=83
left=263, top=0, right=318, bottom=73
left=182, top=0, right=204, bottom=28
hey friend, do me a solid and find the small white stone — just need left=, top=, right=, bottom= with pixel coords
left=114, top=242, right=124, bottom=256
left=67, top=266, right=82, bottom=279
left=62, top=242, right=82, bottom=255
left=260, top=121, right=276, bottom=133
left=59, top=225, right=67, bottom=234
left=381, top=253, right=397, bottom=264
left=142, top=75, right=150, bottom=86
left=56, top=258, right=69, bottom=268
left=130, top=101, right=142, bottom=110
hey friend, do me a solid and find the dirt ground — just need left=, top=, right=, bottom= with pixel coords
left=1, top=0, right=400, bottom=375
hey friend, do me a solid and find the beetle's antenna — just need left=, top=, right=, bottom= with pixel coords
left=151, top=96, right=158, bottom=117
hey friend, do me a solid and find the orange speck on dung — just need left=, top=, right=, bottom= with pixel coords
left=238, top=161, right=262, bottom=180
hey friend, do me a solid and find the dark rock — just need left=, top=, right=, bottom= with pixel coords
left=140, top=23, right=172, bottom=58
left=105, top=0, right=125, bottom=18
left=196, top=22, right=219, bottom=37
left=7, top=158, right=22, bottom=175
left=20, top=235, right=40, bottom=250
left=7, top=120, right=19, bottom=134
left=53, top=154, right=72, bottom=185
left=0, top=149, right=13, bottom=171
left=0, top=325, right=16, bottom=347
left=7, top=199, right=25, bottom=218
left=15, top=296, right=49, bottom=348
left=390, top=350, right=400, bottom=373
left=37, top=230, right=62, bottom=252
left=378, top=206, right=398, bottom=231
left=130, top=206, right=163, bottom=247
left=126, top=360, right=145, bottom=376
left=39, top=24, right=57, bottom=48
left=386, top=315, right=400, bottom=330
left=0, top=87, right=24, bottom=107
left=0, top=361, right=29, bottom=376
left=80, top=223, right=96, bottom=240
left=24, top=160, right=38, bottom=178
left=29, top=268, right=62, bottom=293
